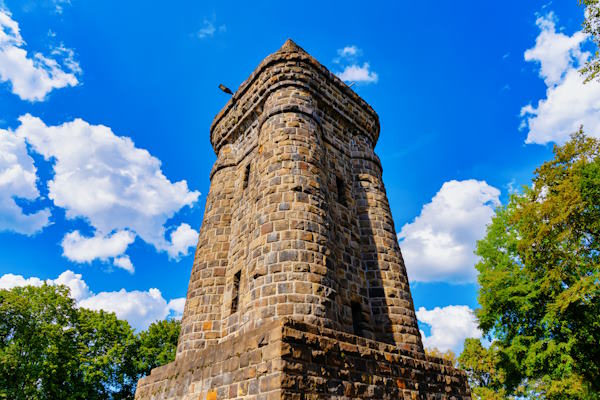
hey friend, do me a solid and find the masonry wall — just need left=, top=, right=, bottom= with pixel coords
left=137, top=319, right=470, bottom=400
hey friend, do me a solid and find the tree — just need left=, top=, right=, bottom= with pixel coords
left=579, top=0, right=600, bottom=82
left=458, top=339, right=507, bottom=400
left=135, top=319, right=180, bottom=377
left=474, top=131, right=600, bottom=399
left=0, top=284, right=181, bottom=399
left=0, top=284, right=81, bottom=400
left=77, top=309, right=140, bottom=399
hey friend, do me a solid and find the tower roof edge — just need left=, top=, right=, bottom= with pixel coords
left=210, top=39, right=380, bottom=152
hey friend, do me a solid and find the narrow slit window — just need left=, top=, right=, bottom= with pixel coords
left=351, top=302, right=363, bottom=337
left=231, top=270, right=241, bottom=314
left=336, top=176, right=347, bottom=206
left=243, top=164, right=251, bottom=189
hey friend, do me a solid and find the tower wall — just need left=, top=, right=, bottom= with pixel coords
left=177, top=158, right=234, bottom=355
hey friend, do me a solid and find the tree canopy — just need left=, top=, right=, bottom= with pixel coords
left=580, top=0, right=600, bottom=82
left=458, top=339, right=507, bottom=400
left=0, top=284, right=180, bottom=400
left=471, top=131, right=600, bottom=399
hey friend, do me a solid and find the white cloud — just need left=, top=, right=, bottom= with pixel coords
left=0, top=129, right=51, bottom=235
left=0, top=269, right=184, bottom=331
left=0, top=272, right=44, bottom=289
left=79, top=288, right=175, bottom=331
left=398, top=180, right=500, bottom=283
left=196, top=15, right=226, bottom=39
left=521, top=12, right=600, bottom=144
left=61, top=230, right=135, bottom=268
left=524, top=13, right=587, bottom=86
left=336, top=63, right=378, bottom=83
left=167, top=297, right=186, bottom=319
left=52, top=270, right=91, bottom=301
left=0, top=8, right=80, bottom=101
left=337, top=45, right=361, bottom=59
left=0, top=269, right=90, bottom=301
left=14, top=114, right=200, bottom=264
left=166, top=223, right=198, bottom=259
left=113, top=255, right=134, bottom=273
left=417, top=305, right=482, bottom=353
left=334, top=45, right=378, bottom=84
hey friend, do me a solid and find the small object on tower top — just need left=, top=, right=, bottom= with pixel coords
left=218, top=84, right=233, bottom=95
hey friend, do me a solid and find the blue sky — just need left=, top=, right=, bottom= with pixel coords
left=0, top=0, right=595, bottom=353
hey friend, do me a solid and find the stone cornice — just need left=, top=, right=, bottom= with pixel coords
left=210, top=39, right=380, bottom=153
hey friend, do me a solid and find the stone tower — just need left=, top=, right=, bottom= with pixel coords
left=136, top=40, right=471, bottom=400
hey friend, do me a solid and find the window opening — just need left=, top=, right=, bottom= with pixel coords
left=336, top=176, right=347, bottom=206
left=231, top=270, right=241, bottom=313
left=243, top=164, right=251, bottom=189
left=351, top=302, right=363, bottom=336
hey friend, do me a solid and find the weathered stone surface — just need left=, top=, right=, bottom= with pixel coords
left=135, top=39, right=470, bottom=399
left=136, top=319, right=470, bottom=399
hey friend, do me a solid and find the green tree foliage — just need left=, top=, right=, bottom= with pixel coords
left=579, top=0, right=600, bottom=82
left=136, top=319, right=181, bottom=377
left=0, top=284, right=181, bottom=399
left=77, top=309, right=140, bottom=399
left=474, top=131, right=600, bottom=399
left=0, top=284, right=81, bottom=400
left=458, top=339, right=507, bottom=400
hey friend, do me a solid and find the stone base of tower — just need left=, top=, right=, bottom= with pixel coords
left=135, top=318, right=471, bottom=400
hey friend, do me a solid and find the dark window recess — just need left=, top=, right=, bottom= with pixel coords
left=351, top=302, right=363, bottom=336
left=231, top=270, right=241, bottom=313
left=369, top=287, right=385, bottom=298
left=336, top=176, right=347, bottom=206
left=243, top=164, right=251, bottom=189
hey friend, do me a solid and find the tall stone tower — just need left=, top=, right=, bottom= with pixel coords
left=136, top=40, right=471, bottom=400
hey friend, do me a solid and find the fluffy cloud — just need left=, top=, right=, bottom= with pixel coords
left=521, top=13, right=600, bottom=144
left=13, top=114, right=200, bottom=264
left=0, top=8, right=80, bottom=101
left=417, top=305, right=482, bottom=353
left=113, top=255, right=134, bottom=273
left=79, top=288, right=175, bottom=331
left=0, top=129, right=51, bottom=234
left=61, top=230, right=136, bottom=271
left=0, top=269, right=184, bottom=331
left=398, top=180, right=500, bottom=283
left=334, top=45, right=378, bottom=84
left=524, top=13, right=587, bottom=87
left=0, top=272, right=44, bottom=290
left=337, top=63, right=378, bottom=83
left=166, top=223, right=198, bottom=259
left=167, top=297, right=186, bottom=318
left=0, top=269, right=90, bottom=301
left=52, top=269, right=91, bottom=301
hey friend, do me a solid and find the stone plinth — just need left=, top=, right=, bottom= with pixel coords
left=136, top=319, right=470, bottom=399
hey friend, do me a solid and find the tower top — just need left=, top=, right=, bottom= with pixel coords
left=210, top=39, right=380, bottom=153
left=278, top=38, right=305, bottom=53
